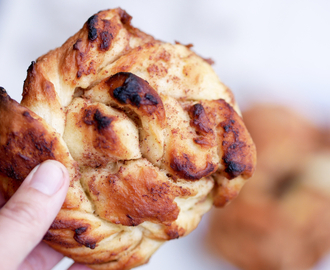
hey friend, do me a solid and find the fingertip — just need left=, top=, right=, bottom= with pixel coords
left=44, top=160, right=70, bottom=182
left=29, top=160, right=69, bottom=196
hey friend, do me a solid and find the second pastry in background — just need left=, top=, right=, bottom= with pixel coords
left=207, top=104, right=330, bottom=270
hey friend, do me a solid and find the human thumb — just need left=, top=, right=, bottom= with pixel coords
left=0, top=160, right=69, bottom=270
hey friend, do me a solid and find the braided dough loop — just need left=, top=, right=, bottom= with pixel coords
left=0, top=8, right=256, bottom=270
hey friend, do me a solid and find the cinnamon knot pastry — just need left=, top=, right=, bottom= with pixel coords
left=0, top=8, right=256, bottom=270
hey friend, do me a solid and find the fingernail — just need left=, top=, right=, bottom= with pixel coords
left=29, top=161, right=65, bottom=196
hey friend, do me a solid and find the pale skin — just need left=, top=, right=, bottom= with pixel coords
left=0, top=160, right=91, bottom=270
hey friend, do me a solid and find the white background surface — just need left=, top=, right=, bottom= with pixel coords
left=0, top=1, right=329, bottom=270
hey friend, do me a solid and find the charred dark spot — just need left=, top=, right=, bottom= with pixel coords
left=212, top=98, right=256, bottom=180
left=99, top=31, right=113, bottom=51
left=119, top=9, right=132, bottom=25
left=189, top=103, right=213, bottom=135
left=221, top=137, right=247, bottom=179
left=223, top=159, right=246, bottom=178
left=0, top=87, right=5, bottom=94
left=113, top=74, right=143, bottom=107
left=191, top=103, right=204, bottom=118
left=75, top=227, right=88, bottom=235
left=83, top=110, right=94, bottom=125
left=27, top=61, right=35, bottom=73
left=22, top=111, right=30, bottom=117
left=72, top=226, right=97, bottom=249
left=166, top=230, right=180, bottom=239
left=83, top=109, right=113, bottom=131
left=145, top=93, right=158, bottom=105
left=77, top=71, right=83, bottom=79
left=73, top=39, right=82, bottom=50
left=165, top=225, right=186, bottom=240
left=112, top=75, right=152, bottom=107
left=170, top=153, right=217, bottom=180
left=94, top=109, right=113, bottom=130
left=22, top=111, right=32, bottom=119
left=111, top=73, right=161, bottom=108
left=107, top=72, right=165, bottom=120
left=87, top=15, right=98, bottom=41
left=130, top=93, right=141, bottom=107
left=223, top=124, right=231, bottom=133
left=85, top=242, right=96, bottom=249
left=73, top=234, right=96, bottom=249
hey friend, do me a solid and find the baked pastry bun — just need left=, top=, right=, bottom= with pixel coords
left=0, top=8, right=256, bottom=270
left=208, top=104, right=330, bottom=270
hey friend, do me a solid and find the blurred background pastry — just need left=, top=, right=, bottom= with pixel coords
left=207, top=104, right=330, bottom=270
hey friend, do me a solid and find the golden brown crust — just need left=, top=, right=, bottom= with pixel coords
left=202, top=99, right=256, bottom=180
left=83, top=159, right=191, bottom=226
left=191, top=99, right=257, bottom=206
left=0, top=88, right=91, bottom=212
left=0, top=8, right=256, bottom=270
left=0, top=88, right=57, bottom=182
